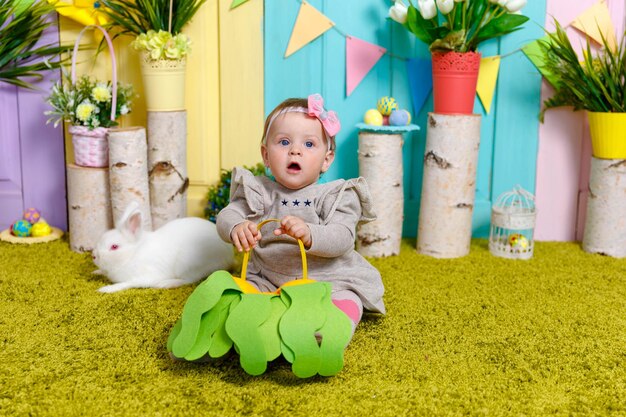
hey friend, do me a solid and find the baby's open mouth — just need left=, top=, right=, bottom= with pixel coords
left=288, top=162, right=301, bottom=171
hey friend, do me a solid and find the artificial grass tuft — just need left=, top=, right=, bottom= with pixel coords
left=1, top=237, right=625, bottom=416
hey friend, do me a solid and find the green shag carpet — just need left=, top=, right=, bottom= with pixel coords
left=1, top=238, right=625, bottom=416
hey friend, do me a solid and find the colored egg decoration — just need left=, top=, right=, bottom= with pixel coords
left=389, top=109, right=412, bottom=126
left=31, top=221, right=52, bottom=237
left=23, top=207, right=41, bottom=224
left=508, top=234, right=529, bottom=250
left=12, top=220, right=32, bottom=237
left=382, top=115, right=390, bottom=126
left=377, top=96, right=398, bottom=116
left=363, top=109, right=383, bottom=126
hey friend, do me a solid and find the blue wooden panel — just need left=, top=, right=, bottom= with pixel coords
left=264, top=0, right=546, bottom=238
left=491, top=1, right=547, bottom=203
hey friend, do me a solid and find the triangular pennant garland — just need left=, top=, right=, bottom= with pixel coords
left=346, top=36, right=386, bottom=96
left=406, top=58, right=433, bottom=116
left=571, top=0, right=617, bottom=51
left=522, top=36, right=560, bottom=88
left=230, top=0, right=250, bottom=9
left=285, top=0, right=334, bottom=58
left=476, top=56, right=500, bottom=114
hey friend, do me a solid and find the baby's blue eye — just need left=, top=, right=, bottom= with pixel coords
left=305, top=141, right=314, bottom=148
left=280, top=139, right=290, bottom=146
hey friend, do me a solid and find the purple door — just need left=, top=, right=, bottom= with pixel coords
left=0, top=27, right=68, bottom=232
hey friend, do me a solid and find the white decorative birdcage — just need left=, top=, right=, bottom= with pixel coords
left=489, top=186, right=536, bottom=260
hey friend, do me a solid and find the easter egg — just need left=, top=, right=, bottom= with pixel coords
left=23, top=207, right=41, bottom=224
left=377, top=96, right=398, bottom=116
left=364, top=109, right=383, bottom=126
left=382, top=116, right=390, bottom=126
left=11, top=220, right=32, bottom=237
left=508, top=234, right=529, bottom=250
left=389, top=109, right=411, bottom=126
left=31, top=221, right=52, bottom=237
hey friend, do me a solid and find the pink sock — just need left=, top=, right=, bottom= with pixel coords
left=332, top=299, right=362, bottom=328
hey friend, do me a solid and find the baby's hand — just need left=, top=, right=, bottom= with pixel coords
left=231, top=221, right=262, bottom=252
left=274, top=216, right=312, bottom=248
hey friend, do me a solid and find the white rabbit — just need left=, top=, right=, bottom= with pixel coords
left=92, top=201, right=235, bottom=293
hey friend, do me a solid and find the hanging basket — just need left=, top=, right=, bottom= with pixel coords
left=139, top=53, right=186, bottom=111
left=167, top=219, right=353, bottom=378
left=69, top=25, right=117, bottom=168
left=489, top=186, right=536, bottom=260
left=587, top=112, right=626, bottom=159
left=432, top=51, right=481, bottom=115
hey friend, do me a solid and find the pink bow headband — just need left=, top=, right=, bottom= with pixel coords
left=264, top=94, right=341, bottom=151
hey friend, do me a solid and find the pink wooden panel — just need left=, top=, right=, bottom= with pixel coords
left=535, top=0, right=625, bottom=241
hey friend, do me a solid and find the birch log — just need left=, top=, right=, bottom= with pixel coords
left=147, top=111, right=188, bottom=229
left=417, top=113, right=481, bottom=258
left=107, top=127, right=152, bottom=230
left=66, top=164, right=113, bottom=252
left=582, top=157, right=626, bottom=257
left=356, top=132, right=403, bottom=257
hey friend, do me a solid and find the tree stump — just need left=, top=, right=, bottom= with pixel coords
left=107, top=127, right=152, bottom=230
left=66, top=164, right=113, bottom=252
left=147, top=111, right=188, bottom=229
left=417, top=113, right=481, bottom=258
left=582, top=157, right=626, bottom=258
left=356, top=132, right=404, bottom=257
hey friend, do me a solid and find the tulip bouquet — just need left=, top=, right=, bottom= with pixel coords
left=388, top=0, right=530, bottom=52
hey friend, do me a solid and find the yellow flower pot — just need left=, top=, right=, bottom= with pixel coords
left=140, top=55, right=186, bottom=111
left=587, top=112, right=626, bottom=159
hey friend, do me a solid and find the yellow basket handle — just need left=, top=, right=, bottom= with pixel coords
left=240, top=219, right=308, bottom=281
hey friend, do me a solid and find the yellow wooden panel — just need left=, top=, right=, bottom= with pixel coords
left=184, top=1, right=221, bottom=216
left=58, top=0, right=263, bottom=219
left=219, top=0, right=265, bottom=170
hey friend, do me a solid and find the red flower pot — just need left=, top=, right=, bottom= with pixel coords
left=432, top=51, right=481, bottom=115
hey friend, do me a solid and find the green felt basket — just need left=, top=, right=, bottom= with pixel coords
left=167, top=219, right=353, bottom=378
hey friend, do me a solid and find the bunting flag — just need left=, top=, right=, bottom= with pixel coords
left=522, top=36, right=560, bottom=88
left=48, top=0, right=109, bottom=26
left=571, top=0, right=617, bottom=51
left=476, top=56, right=500, bottom=114
left=285, top=0, right=334, bottom=58
left=230, top=0, right=250, bottom=9
left=346, top=36, right=386, bottom=96
left=406, top=58, right=433, bottom=116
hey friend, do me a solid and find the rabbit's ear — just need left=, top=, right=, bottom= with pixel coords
left=117, top=201, right=141, bottom=226
left=122, top=210, right=143, bottom=240
left=117, top=201, right=143, bottom=240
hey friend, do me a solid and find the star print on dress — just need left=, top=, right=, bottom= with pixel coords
left=304, top=199, right=312, bottom=207
left=292, top=200, right=300, bottom=206
left=281, top=199, right=288, bottom=206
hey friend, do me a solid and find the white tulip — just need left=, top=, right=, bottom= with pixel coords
left=388, top=0, right=408, bottom=24
left=418, top=0, right=437, bottom=19
left=436, top=0, right=454, bottom=14
left=505, top=0, right=526, bottom=12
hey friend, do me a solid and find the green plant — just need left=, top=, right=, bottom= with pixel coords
left=388, top=0, right=529, bottom=53
left=45, top=71, right=134, bottom=129
left=539, top=20, right=626, bottom=120
left=0, top=0, right=71, bottom=89
left=205, top=163, right=266, bottom=223
left=132, top=30, right=191, bottom=60
left=100, top=0, right=207, bottom=37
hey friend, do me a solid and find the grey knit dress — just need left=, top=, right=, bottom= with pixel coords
left=216, top=167, right=385, bottom=314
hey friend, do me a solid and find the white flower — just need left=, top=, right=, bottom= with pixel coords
left=418, top=0, right=437, bottom=19
left=388, top=0, right=408, bottom=24
left=504, top=0, right=526, bottom=12
left=436, top=0, right=454, bottom=14
left=120, top=105, right=129, bottom=115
